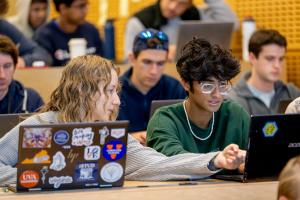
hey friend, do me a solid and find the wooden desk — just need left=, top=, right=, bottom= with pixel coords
left=0, top=181, right=278, bottom=200
left=14, top=61, right=287, bottom=102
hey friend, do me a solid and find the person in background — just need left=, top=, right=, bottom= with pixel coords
left=228, top=29, right=300, bottom=115
left=34, top=0, right=103, bottom=66
left=285, top=96, right=300, bottom=114
left=0, top=35, right=44, bottom=114
left=0, top=0, right=52, bottom=67
left=277, top=156, right=300, bottom=200
left=124, top=0, right=238, bottom=61
left=0, top=55, right=244, bottom=185
left=8, top=0, right=50, bottom=39
left=147, top=38, right=249, bottom=173
left=117, top=29, right=186, bottom=145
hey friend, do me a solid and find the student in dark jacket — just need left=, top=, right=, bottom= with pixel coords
left=34, top=0, right=103, bottom=66
left=0, top=35, right=44, bottom=114
left=0, top=0, right=52, bottom=67
left=117, top=29, right=186, bottom=145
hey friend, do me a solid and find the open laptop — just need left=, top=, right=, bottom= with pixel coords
left=0, top=113, right=31, bottom=138
left=10, top=120, right=129, bottom=192
left=150, top=99, right=184, bottom=117
left=175, top=21, right=234, bottom=61
left=214, top=113, right=300, bottom=182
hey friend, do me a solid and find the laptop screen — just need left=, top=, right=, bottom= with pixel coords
left=16, top=121, right=128, bottom=192
left=245, top=114, right=300, bottom=180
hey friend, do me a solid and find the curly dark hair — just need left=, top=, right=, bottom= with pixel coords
left=176, top=38, right=240, bottom=92
left=0, top=35, right=18, bottom=66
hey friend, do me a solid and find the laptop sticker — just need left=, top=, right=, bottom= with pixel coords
left=110, top=128, right=125, bottom=139
left=72, top=127, right=94, bottom=146
left=22, top=128, right=52, bottom=148
left=100, top=162, right=123, bottom=183
left=262, top=121, right=278, bottom=137
left=50, top=151, right=66, bottom=171
left=103, top=141, right=126, bottom=161
left=21, top=150, right=51, bottom=164
left=84, top=145, right=101, bottom=160
left=99, top=126, right=109, bottom=145
left=48, top=176, right=73, bottom=189
left=54, top=130, right=69, bottom=145
left=40, top=166, right=49, bottom=184
left=67, top=149, right=79, bottom=163
left=74, top=162, right=98, bottom=182
left=19, top=170, right=40, bottom=188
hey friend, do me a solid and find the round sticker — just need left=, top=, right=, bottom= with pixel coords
left=19, top=170, right=40, bottom=188
left=54, top=130, right=69, bottom=145
left=100, top=162, right=123, bottom=183
left=103, top=141, right=126, bottom=161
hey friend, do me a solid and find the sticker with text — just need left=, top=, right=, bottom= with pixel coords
left=84, top=145, right=101, bottom=160
left=75, top=162, right=98, bottom=182
left=100, top=162, right=123, bottom=183
left=99, top=126, right=109, bottom=145
left=21, top=150, right=51, bottom=164
left=262, top=121, right=278, bottom=137
left=48, top=176, right=73, bottom=188
left=103, top=141, right=126, bottom=161
left=50, top=151, right=66, bottom=171
left=54, top=130, right=69, bottom=145
left=72, top=127, right=94, bottom=146
left=19, top=170, right=39, bottom=188
left=22, top=128, right=52, bottom=148
left=110, top=128, right=125, bottom=139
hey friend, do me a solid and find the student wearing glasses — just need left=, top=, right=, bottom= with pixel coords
left=34, top=0, right=103, bottom=66
left=147, top=38, right=249, bottom=171
left=0, top=55, right=244, bottom=184
left=117, top=29, right=186, bottom=145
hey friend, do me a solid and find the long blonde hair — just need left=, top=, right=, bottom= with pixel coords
left=278, top=156, right=300, bottom=200
left=41, top=55, right=119, bottom=122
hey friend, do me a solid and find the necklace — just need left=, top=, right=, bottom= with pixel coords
left=183, top=100, right=215, bottom=141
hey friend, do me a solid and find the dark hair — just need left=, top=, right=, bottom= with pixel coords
left=133, top=29, right=169, bottom=57
left=176, top=38, right=240, bottom=92
left=249, top=29, right=287, bottom=57
left=0, top=0, right=8, bottom=16
left=31, top=0, right=48, bottom=4
left=53, top=0, right=75, bottom=12
left=0, top=35, right=19, bottom=67
left=278, top=156, right=300, bottom=200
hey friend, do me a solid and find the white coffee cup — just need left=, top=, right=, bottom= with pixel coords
left=68, top=38, right=87, bottom=59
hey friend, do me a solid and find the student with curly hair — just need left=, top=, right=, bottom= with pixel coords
left=147, top=38, right=249, bottom=171
left=0, top=55, right=244, bottom=185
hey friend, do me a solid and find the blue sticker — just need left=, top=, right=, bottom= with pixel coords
left=54, top=130, right=69, bottom=145
left=74, top=162, right=98, bottom=182
left=262, top=121, right=278, bottom=137
left=103, top=141, right=126, bottom=161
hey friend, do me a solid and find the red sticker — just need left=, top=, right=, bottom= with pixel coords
left=19, top=170, right=39, bottom=188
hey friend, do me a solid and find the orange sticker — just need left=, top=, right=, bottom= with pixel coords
left=19, top=170, right=39, bottom=188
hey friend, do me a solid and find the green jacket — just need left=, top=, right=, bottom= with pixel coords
left=147, top=100, right=250, bottom=156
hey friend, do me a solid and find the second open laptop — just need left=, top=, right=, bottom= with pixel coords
left=10, top=120, right=129, bottom=192
left=175, top=21, right=234, bottom=61
left=214, top=113, right=300, bottom=182
left=0, top=113, right=31, bottom=138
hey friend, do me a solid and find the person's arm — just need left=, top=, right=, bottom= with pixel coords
left=125, top=135, right=219, bottom=180
left=126, top=135, right=245, bottom=180
left=1, top=20, right=52, bottom=66
left=199, top=0, right=239, bottom=29
left=131, top=131, right=147, bottom=146
left=0, top=125, right=20, bottom=185
left=123, top=17, right=145, bottom=62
